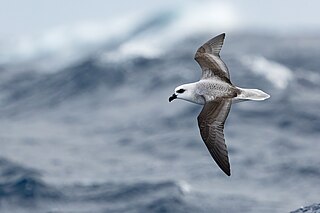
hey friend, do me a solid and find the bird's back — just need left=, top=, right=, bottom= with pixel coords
left=196, top=79, right=239, bottom=102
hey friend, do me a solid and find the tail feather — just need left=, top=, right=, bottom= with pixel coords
left=235, top=87, right=270, bottom=101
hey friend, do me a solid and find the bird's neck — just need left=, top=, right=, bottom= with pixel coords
left=181, top=82, right=205, bottom=105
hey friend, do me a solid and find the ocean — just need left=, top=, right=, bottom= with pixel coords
left=0, top=9, right=320, bottom=213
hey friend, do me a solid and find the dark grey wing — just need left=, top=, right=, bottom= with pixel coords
left=194, top=33, right=230, bottom=83
left=197, top=99, right=232, bottom=176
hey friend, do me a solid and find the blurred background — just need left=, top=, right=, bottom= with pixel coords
left=0, top=0, right=320, bottom=212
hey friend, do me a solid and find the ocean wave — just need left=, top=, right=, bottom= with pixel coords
left=0, top=14, right=140, bottom=73
left=61, top=180, right=199, bottom=213
left=0, top=47, right=194, bottom=114
left=67, top=181, right=183, bottom=202
left=0, top=158, right=62, bottom=203
left=0, top=1, right=238, bottom=72
left=291, top=203, right=320, bottom=213
left=0, top=158, right=198, bottom=212
left=0, top=58, right=128, bottom=113
left=239, top=55, right=293, bottom=89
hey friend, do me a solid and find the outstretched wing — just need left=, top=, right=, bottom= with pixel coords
left=197, top=99, right=232, bottom=176
left=194, top=33, right=230, bottom=82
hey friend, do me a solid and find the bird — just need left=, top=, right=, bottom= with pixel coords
left=168, top=33, right=270, bottom=176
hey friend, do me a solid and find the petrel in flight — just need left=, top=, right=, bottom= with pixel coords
left=169, top=33, right=270, bottom=176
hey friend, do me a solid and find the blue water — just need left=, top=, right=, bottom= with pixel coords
left=0, top=14, right=320, bottom=212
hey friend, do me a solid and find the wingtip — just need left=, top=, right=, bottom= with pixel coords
left=213, top=33, right=225, bottom=40
left=217, top=32, right=226, bottom=39
left=224, top=169, right=231, bottom=176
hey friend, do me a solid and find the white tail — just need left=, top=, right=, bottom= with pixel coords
left=235, top=87, right=270, bottom=102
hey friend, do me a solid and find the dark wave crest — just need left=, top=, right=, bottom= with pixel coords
left=0, top=158, right=201, bottom=212
left=0, top=158, right=62, bottom=205
left=291, top=203, right=320, bottom=213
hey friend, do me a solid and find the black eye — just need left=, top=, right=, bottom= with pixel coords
left=176, top=89, right=185, bottom=94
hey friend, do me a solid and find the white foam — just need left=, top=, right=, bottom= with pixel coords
left=178, top=180, right=192, bottom=194
left=101, top=1, right=239, bottom=62
left=241, top=55, right=293, bottom=89
left=0, top=1, right=239, bottom=70
left=0, top=15, right=140, bottom=72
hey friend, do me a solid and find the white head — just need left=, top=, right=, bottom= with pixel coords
left=169, top=83, right=203, bottom=104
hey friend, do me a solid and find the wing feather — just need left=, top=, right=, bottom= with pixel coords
left=197, top=99, right=232, bottom=176
left=194, top=33, right=230, bottom=82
